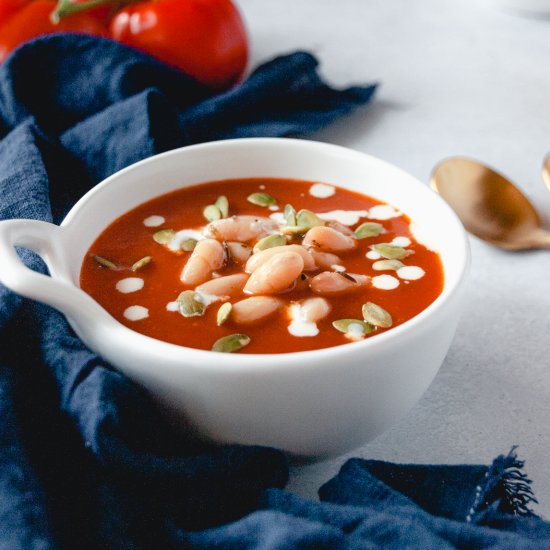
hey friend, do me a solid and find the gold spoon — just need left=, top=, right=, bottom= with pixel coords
left=542, top=153, right=550, bottom=192
left=431, top=157, right=550, bottom=250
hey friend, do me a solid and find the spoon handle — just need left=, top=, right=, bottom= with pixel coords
left=532, top=229, right=550, bottom=249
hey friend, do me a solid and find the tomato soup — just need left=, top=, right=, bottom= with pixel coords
left=80, top=178, right=444, bottom=354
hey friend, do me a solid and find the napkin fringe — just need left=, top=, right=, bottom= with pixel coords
left=499, top=447, right=538, bottom=516
left=472, top=446, right=537, bottom=521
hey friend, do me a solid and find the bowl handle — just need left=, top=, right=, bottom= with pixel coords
left=0, top=219, right=105, bottom=321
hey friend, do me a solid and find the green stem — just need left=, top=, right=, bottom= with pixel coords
left=50, top=0, right=110, bottom=22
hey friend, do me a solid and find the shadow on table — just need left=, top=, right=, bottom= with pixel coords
left=312, top=99, right=407, bottom=147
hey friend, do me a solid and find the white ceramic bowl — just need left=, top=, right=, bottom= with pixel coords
left=0, top=138, right=469, bottom=457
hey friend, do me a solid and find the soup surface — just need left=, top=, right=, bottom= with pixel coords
left=80, top=178, right=444, bottom=354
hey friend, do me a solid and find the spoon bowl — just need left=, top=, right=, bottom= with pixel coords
left=431, top=157, right=550, bottom=250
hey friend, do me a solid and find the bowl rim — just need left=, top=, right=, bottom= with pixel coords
left=61, top=137, right=470, bottom=369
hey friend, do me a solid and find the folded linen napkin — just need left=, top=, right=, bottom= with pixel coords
left=190, top=449, right=550, bottom=549
left=0, top=34, right=376, bottom=549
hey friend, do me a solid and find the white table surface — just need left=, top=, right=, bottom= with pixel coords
left=237, top=0, right=550, bottom=517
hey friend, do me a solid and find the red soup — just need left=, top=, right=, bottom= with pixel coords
left=80, top=178, right=444, bottom=354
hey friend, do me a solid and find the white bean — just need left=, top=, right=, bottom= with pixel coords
left=326, top=220, right=354, bottom=236
left=231, top=296, right=282, bottom=324
left=195, top=273, right=248, bottom=298
left=310, top=250, right=343, bottom=271
left=310, top=271, right=368, bottom=295
left=302, top=226, right=356, bottom=253
left=205, top=216, right=279, bottom=242
left=181, top=239, right=225, bottom=285
left=245, top=244, right=315, bottom=273
left=227, top=242, right=253, bottom=264
left=300, top=297, right=331, bottom=322
left=244, top=251, right=305, bottom=295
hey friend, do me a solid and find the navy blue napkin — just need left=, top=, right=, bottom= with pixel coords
left=1, top=33, right=548, bottom=549
left=189, top=449, right=550, bottom=549
left=0, top=33, right=376, bottom=549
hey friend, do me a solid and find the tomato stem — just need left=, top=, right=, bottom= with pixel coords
left=50, top=0, right=123, bottom=23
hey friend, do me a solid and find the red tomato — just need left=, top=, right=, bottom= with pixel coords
left=0, top=0, right=107, bottom=63
left=0, top=0, right=31, bottom=27
left=109, top=0, right=248, bottom=89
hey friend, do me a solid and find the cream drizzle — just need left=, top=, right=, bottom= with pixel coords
left=168, top=229, right=204, bottom=251
left=287, top=304, right=319, bottom=337
left=116, top=277, right=144, bottom=294
left=345, top=323, right=367, bottom=341
left=123, top=305, right=149, bottom=321
left=309, top=183, right=336, bottom=198
left=143, top=215, right=165, bottom=227
left=391, top=236, right=411, bottom=247
left=318, top=210, right=368, bottom=226
left=194, top=290, right=221, bottom=307
left=366, top=250, right=382, bottom=260
left=372, top=275, right=400, bottom=290
left=367, top=205, right=402, bottom=220
left=397, top=266, right=425, bottom=280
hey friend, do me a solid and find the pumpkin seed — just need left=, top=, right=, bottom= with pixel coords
left=180, top=238, right=197, bottom=252
left=92, top=255, right=117, bottom=269
left=247, top=192, right=277, bottom=207
left=338, top=272, right=357, bottom=282
left=372, top=259, right=405, bottom=271
left=280, top=225, right=309, bottom=236
left=177, top=290, right=206, bottom=317
left=296, top=209, right=324, bottom=229
left=253, top=233, right=286, bottom=253
left=371, top=243, right=410, bottom=260
left=216, top=302, right=232, bottom=326
left=215, top=195, right=229, bottom=218
left=203, top=204, right=222, bottom=222
left=354, top=222, right=383, bottom=239
left=153, top=229, right=175, bottom=245
left=362, top=302, right=392, bottom=328
left=222, top=240, right=230, bottom=266
left=284, top=204, right=297, bottom=226
left=332, top=319, right=374, bottom=335
left=212, top=333, right=251, bottom=353
left=131, top=256, right=152, bottom=272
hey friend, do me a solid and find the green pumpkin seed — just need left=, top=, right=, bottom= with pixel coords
left=131, top=256, right=152, bottom=272
left=92, top=255, right=117, bottom=269
left=153, top=229, right=175, bottom=245
left=284, top=204, right=297, bottom=226
left=253, top=233, right=286, bottom=253
left=362, top=302, right=392, bottom=328
left=216, top=302, right=232, bottom=326
left=332, top=319, right=374, bottom=335
left=212, top=333, right=251, bottom=353
left=371, top=243, right=410, bottom=260
left=372, top=259, right=405, bottom=271
left=215, top=196, right=229, bottom=218
left=180, top=238, right=197, bottom=252
left=177, top=290, right=206, bottom=318
left=247, top=192, right=277, bottom=207
left=280, top=225, right=309, bottom=236
left=354, top=222, right=383, bottom=239
left=296, top=209, right=324, bottom=229
left=203, top=204, right=222, bottom=222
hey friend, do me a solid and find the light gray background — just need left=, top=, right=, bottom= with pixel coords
left=237, top=0, right=550, bottom=517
